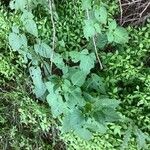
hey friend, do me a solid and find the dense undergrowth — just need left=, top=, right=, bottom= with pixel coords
left=0, top=0, right=150, bottom=149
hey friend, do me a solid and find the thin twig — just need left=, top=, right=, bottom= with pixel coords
left=86, top=9, right=103, bottom=70
left=48, top=0, right=56, bottom=75
left=140, top=2, right=150, bottom=17
left=122, top=0, right=142, bottom=6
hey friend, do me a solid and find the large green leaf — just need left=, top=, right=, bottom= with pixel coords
left=10, top=0, right=27, bottom=10
left=75, top=127, right=92, bottom=140
left=83, top=19, right=96, bottom=40
left=113, top=27, right=129, bottom=44
left=24, top=19, right=38, bottom=37
left=94, top=6, right=107, bottom=24
left=65, top=88, right=86, bottom=108
left=9, top=33, right=23, bottom=51
left=86, top=73, right=106, bottom=94
left=21, top=11, right=38, bottom=37
left=29, top=66, right=46, bottom=98
left=34, top=43, right=52, bottom=58
left=46, top=82, right=66, bottom=118
left=71, top=70, right=87, bottom=87
left=80, top=50, right=96, bottom=74
left=96, top=34, right=108, bottom=49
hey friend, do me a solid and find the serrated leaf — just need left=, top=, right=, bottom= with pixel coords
left=94, top=23, right=101, bottom=33
left=121, top=126, right=132, bottom=150
left=80, top=52, right=96, bottom=74
left=53, top=53, right=68, bottom=74
left=29, top=66, right=46, bottom=98
left=83, top=19, right=96, bottom=40
left=94, top=6, right=107, bottom=24
left=106, top=31, right=114, bottom=43
left=96, top=34, right=108, bottom=49
left=86, top=73, right=106, bottom=94
left=75, top=127, right=92, bottom=140
left=113, top=27, right=129, bottom=44
left=86, top=119, right=107, bottom=134
left=9, top=33, right=22, bottom=51
left=24, top=19, right=38, bottom=37
left=82, top=0, right=91, bottom=10
left=66, top=88, right=86, bottom=108
left=108, top=20, right=117, bottom=31
left=10, top=0, right=27, bottom=10
left=9, top=32, right=27, bottom=51
left=70, top=109, right=85, bottom=129
left=34, top=43, right=52, bottom=58
left=135, top=129, right=147, bottom=150
left=71, top=70, right=87, bottom=87
left=69, top=51, right=80, bottom=63
left=100, top=98, right=120, bottom=108
left=46, top=82, right=66, bottom=118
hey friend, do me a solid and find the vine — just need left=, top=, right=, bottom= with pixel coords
left=8, top=0, right=129, bottom=140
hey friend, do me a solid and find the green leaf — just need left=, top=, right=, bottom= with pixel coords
left=9, top=32, right=27, bottom=51
left=29, top=66, right=46, bottom=98
left=21, top=11, right=38, bottom=37
left=34, top=43, right=52, bottom=58
left=66, top=88, right=86, bottom=108
left=75, top=127, right=92, bottom=140
left=99, top=98, right=120, bottom=109
left=69, top=51, right=81, bottom=63
left=80, top=51, right=96, bottom=74
left=106, top=31, right=114, bottom=43
left=69, top=109, right=85, bottom=129
left=71, top=70, right=87, bottom=87
left=108, top=20, right=117, bottom=31
left=94, top=23, right=101, bottom=34
left=121, top=126, right=132, bottom=149
left=46, top=82, right=66, bottom=118
left=96, top=34, right=108, bottom=49
left=113, top=27, right=129, bottom=44
left=83, top=19, right=96, bottom=40
left=86, top=73, right=106, bottom=94
left=94, top=6, right=107, bottom=24
left=9, top=33, right=22, bottom=51
left=10, top=0, right=27, bottom=10
left=82, top=0, right=92, bottom=10
left=53, top=53, right=68, bottom=74
left=86, top=119, right=107, bottom=134
left=135, top=129, right=148, bottom=150
left=24, top=19, right=38, bottom=37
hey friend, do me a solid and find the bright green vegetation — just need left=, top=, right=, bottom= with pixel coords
left=0, top=0, right=150, bottom=149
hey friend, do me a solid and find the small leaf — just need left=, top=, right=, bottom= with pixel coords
left=34, top=43, right=52, bottom=58
left=94, top=6, right=107, bottom=24
left=71, top=70, right=87, bottom=87
left=113, top=27, right=129, bottom=44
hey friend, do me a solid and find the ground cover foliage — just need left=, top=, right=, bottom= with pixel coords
left=0, top=0, right=150, bottom=149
